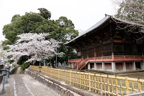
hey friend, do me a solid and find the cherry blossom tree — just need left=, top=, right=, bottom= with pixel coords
left=6, top=33, right=63, bottom=65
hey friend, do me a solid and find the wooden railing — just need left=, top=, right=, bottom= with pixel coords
left=68, top=58, right=82, bottom=63
left=29, top=65, right=40, bottom=72
left=79, top=59, right=89, bottom=70
left=68, top=55, right=143, bottom=63
left=30, top=65, right=144, bottom=96
left=114, top=55, right=143, bottom=61
left=72, top=59, right=83, bottom=69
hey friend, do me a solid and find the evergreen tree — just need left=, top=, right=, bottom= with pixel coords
left=2, top=8, right=78, bottom=66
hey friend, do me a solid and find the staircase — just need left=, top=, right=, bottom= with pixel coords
left=79, top=60, right=89, bottom=70
left=72, top=63, right=77, bottom=69
left=72, top=59, right=82, bottom=69
left=76, top=58, right=89, bottom=70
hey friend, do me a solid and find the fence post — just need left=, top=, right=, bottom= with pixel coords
left=137, top=78, right=141, bottom=92
left=84, top=73, right=86, bottom=89
left=115, top=76, right=118, bottom=95
left=125, top=77, right=130, bottom=95
left=89, top=73, right=91, bottom=91
left=51, top=67, right=52, bottom=77
left=100, top=75, right=103, bottom=95
left=70, top=71, right=71, bottom=85
left=107, top=75, right=110, bottom=94
left=39, top=66, right=42, bottom=72
left=80, top=73, right=81, bottom=88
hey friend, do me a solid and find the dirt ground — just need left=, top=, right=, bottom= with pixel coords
left=118, top=72, right=144, bottom=79
left=64, top=67, right=144, bottom=79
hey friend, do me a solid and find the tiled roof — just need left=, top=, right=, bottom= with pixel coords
left=65, top=15, right=144, bottom=45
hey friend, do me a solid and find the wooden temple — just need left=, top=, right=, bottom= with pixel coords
left=65, top=15, right=144, bottom=73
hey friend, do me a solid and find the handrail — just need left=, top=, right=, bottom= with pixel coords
left=124, top=92, right=144, bottom=96
left=79, top=58, right=89, bottom=70
left=72, top=63, right=77, bottom=69
left=77, top=58, right=88, bottom=70
left=72, top=59, right=83, bottom=69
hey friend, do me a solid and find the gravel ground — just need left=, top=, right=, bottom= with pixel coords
left=0, top=74, right=60, bottom=96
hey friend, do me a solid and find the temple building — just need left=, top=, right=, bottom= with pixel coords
left=65, top=15, right=144, bottom=73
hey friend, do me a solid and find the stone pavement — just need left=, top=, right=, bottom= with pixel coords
left=0, top=74, right=60, bottom=96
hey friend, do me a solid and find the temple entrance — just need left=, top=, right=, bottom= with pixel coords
left=90, top=63, right=94, bottom=69
left=126, top=62, right=133, bottom=71
left=116, top=63, right=123, bottom=72
left=136, top=62, right=141, bottom=70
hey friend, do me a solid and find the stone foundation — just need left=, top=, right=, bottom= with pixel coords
left=87, top=61, right=144, bottom=73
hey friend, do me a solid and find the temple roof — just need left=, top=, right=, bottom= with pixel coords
left=65, top=15, right=144, bottom=45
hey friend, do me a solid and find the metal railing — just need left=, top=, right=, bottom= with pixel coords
left=30, top=65, right=144, bottom=96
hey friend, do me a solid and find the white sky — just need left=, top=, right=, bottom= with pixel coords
left=0, top=0, right=118, bottom=42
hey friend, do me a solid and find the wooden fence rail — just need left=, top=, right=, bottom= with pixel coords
left=29, top=65, right=144, bottom=96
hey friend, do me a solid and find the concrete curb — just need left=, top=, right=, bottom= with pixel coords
left=26, top=69, right=96, bottom=96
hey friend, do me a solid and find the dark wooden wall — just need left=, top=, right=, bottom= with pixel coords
left=72, top=21, right=144, bottom=58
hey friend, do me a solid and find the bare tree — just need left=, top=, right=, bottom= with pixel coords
left=114, top=0, right=144, bottom=25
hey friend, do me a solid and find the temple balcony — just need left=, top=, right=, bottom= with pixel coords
left=68, top=55, right=144, bottom=71
left=68, top=55, right=144, bottom=63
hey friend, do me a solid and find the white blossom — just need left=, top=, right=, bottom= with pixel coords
left=6, top=33, right=63, bottom=64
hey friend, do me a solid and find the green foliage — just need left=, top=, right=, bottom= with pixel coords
left=3, top=8, right=79, bottom=66
left=55, top=16, right=78, bottom=64
left=11, top=14, right=21, bottom=22
left=21, top=62, right=30, bottom=71
left=2, top=40, right=10, bottom=50
left=3, top=12, right=58, bottom=45
left=55, top=16, right=78, bottom=43
left=17, top=55, right=29, bottom=65
left=12, top=64, right=18, bottom=68
left=38, top=8, right=51, bottom=19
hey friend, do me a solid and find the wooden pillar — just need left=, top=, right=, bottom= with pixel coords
left=132, top=61, right=136, bottom=70
left=94, top=63, right=97, bottom=70
left=123, top=62, right=126, bottom=71
left=112, top=62, right=116, bottom=72
left=86, top=49, right=89, bottom=58
left=94, top=48, right=96, bottom=57
left=88, top=63, right=90, bottom=70
left=102, top=62, right=105, bottom=71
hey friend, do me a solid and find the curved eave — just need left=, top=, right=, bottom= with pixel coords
left=65, top=15, right=144, bottom=46
left=65, top=15, right=111, bottom=46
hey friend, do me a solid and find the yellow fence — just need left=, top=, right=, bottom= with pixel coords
left=29, top=65, right=144, bottom=96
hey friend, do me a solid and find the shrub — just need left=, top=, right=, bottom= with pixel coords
left=21, top=62, right=30, bottom=71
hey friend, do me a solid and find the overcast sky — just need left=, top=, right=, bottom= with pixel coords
left=0, top=0, right=118, bottom=41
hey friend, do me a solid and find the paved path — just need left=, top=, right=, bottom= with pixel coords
left=0, top=74, right=60, bottom=96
